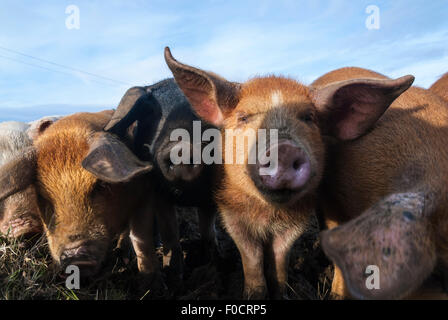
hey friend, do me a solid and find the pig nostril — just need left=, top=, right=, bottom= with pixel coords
left=293, top=160, right=301, bottom=170
left=260, top=161, right=271, bottom=168
left=256, top=141, right=312, bottom=192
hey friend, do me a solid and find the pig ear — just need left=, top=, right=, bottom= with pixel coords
left=82, top=132, right=153, bottom=183
left=104, top=87, right=161, bottom=136
left=27, top=118, right=57, bottom=140
left=0, top=147, right=37, bottom=201
left=430, top=72, right=448, bottom=102
left=164, top=47, right=241, bottom=126
left=320, top=192, right=436, bottom=299
left=312, top=75, right=414, bottom=140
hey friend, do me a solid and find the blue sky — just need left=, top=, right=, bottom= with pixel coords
left=0, top=0, right=447, bottom=122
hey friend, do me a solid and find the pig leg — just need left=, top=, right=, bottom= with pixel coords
left=117, top=229, right=130, bottom=249
left=239, top=241, right=266, bottom=299
left=321, top=192, right=437, bottom=300
left=330, top=266, right=348, bottom=299
left=154, top=199, right=183, bottom=281
left=324, top=218, right=348, bottom=299
left=197, top=206, right=219, bottom=262
left=318, top=199, right=348, bottom=298
left=264, top=228, right=300, bottom=299
left=223, top=218, right=267, bottom=299
left=129, top=202, right=164, bottom=295
left=115, top=229, right=132, bottom=266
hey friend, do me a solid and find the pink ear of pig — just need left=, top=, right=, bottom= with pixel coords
left=312, top=75, right=414, bottom=140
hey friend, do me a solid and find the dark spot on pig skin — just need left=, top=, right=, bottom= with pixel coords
left=350, top=247, right=359, bottom=254
left=403, top=211, right=416, bottom=221
left=382, top=247, right=391, bottom=257
left=393, top=163, right=425, bottom=189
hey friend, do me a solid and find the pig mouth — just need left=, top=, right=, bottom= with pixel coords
left=156, top=141, right=205, bottom=183
left=58, top=241, right=107, bottom=279
left=255, top=186, right=309, bottom=206
left=163, top=160, right=203, bottom=182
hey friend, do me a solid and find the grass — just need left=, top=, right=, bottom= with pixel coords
left=0, top=211, right=332, bottom=300
left=0, top=232, right=139, bottom=300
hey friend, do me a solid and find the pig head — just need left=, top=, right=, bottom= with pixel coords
left=0, top=111, right=156, bottom=279
left=313, top=67, right=448, bottom=299
left=105, top=79, right=217, bottom=207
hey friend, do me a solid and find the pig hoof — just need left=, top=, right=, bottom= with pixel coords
left=329, top=292, right=346, bottom=300
left=243, top=287, right=268, bottom=300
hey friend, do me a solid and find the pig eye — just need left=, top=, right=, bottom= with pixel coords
left=300, top=111, right=315, bottom=124
left=237, top=113, right=250, bottom=124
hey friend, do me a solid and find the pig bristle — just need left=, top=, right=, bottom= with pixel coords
left=241, top=76, right=310, bottom=101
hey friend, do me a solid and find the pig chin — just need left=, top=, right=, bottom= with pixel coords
left=52, top=238, right=108, bottom=278
left=253, top=179, right=314, bottom=206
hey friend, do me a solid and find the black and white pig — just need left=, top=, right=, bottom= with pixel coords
left=103, top=79, right=220, bottom=278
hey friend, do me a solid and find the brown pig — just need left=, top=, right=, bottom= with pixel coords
left=0, top=111, right=161, bottom=285
left=313, top=67, right=448, bottom=299
left=164, top=48, right=414, bottom=299
left=430, top=72, right=448, bottom=102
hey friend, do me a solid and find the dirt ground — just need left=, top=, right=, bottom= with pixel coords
left=0, top=207, right=332, bottom=300
left=174, top=208, right=332, bottom=300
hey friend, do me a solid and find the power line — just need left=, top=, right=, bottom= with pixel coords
left=0, top=53, right=125, bottom=88
left=0, top=45, right=132, bottom=86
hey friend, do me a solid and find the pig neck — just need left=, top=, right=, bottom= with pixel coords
left=217, top=169, right=314, bottom=238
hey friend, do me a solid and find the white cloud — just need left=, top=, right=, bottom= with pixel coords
left=0, top=0, right=447, bottom=121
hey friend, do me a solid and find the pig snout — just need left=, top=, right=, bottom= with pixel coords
left=158, top=142, right=203, bottom=182
left=257, top=141, right=311, bottom=191
left=59, top=241, right=101, bottom=278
